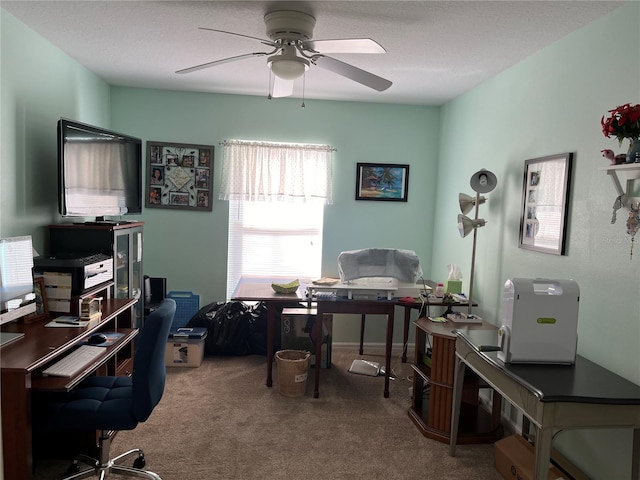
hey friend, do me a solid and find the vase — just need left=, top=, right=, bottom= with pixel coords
left=626, top=138, right=640, bottom=163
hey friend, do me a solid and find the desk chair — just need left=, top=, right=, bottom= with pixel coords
left=45, top=298, right=176, bottom=479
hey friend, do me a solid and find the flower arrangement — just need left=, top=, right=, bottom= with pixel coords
left=601, top=103, right=640, bottom=145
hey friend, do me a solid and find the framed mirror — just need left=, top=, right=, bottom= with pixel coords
left=519, top=152, right=573, bottom=255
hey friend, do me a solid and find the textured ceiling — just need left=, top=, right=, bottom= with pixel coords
left=1, top=0, right=625, bottom=105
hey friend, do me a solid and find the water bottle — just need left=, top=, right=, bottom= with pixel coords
left=435, top=282, right=444, bottom=298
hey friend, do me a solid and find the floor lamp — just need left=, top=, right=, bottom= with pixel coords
left=456, top=169, right=497, bottom=320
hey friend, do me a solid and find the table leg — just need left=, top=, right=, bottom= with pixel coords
left=384, top=307, right=394, bottom=398
left=402, top=306, right=410, bottom=363
left=533, top=427, right=553, bottom=480
left=314, top=305, right=323, bottom=398
left=359, top=314, right=366, bottom=355
left=632, top=428, right=640, bottom=480
left=266, top=304, right=275, bottom=388
left=449, top=355, right=465, bottom=456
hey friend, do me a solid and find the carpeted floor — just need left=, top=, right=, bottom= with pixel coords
left=33, top=346, right=503, bottom=480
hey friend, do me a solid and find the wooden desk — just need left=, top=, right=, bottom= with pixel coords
left=378, top=297, right=475, bottom=363
left=231, top=276, right=398, bottom=398
left=231, top=276, right=310, bottom=388
left=449, top=327, right=640, bottom=480
left=0, top=298, right=138, bottom=480
left=314, top=297, right=396, bottom=398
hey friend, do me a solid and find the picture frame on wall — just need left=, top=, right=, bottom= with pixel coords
left=145, top=141, right=214, bottom=211
left=355, top=162, right=409, bottom=202
left=518, top=152, right=573, bottom=255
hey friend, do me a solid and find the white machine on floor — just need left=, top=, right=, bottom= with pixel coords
left=498, top=278, right=579, bottom=364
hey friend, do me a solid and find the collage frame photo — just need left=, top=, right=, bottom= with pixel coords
left=146, top=141, right=214, bottom=211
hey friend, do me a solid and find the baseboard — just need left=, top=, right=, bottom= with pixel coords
left=332, top=342, right=414, bottom=356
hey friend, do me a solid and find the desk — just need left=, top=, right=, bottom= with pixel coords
left=388, top=296, right=475, bottom=363
left=0, top=298, right=138, bottom=480
left=231, top=276, right=310, bottom=389
left=313, top=297, right=396, bottom=398
left=449, top=327, right=640, bottom=480
left=231, top=276, right=397, bottom=398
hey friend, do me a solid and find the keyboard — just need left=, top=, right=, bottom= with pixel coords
left=42, top=345, right=107, bottom=377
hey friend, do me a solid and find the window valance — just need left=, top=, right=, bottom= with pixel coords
left=219, top=140, right=334, bottom=204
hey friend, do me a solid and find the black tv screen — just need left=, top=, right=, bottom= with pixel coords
left=58, top=118, right=142, bottom=220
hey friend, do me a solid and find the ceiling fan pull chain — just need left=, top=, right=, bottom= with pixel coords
left=301, top=73, right=306, bottom=108
left=267, top=68, right=273, bottom=100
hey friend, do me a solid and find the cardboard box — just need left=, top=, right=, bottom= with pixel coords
left=281, top=308, right=332, bottom=368
left=165, top=327, right=207, bottom=367
left=494, top=435, right=567, bottom=480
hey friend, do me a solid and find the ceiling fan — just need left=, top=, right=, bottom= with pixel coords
left=176, top=10, right=392, bottom=98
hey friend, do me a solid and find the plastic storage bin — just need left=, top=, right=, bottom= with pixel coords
left=165, top=327, right=207, bottom=367
left=166, top=291, right=200, bottom=328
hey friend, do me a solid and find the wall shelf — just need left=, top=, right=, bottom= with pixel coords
left=599, top=163, right=640, bottom=205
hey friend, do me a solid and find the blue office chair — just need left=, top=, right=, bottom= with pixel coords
left=45, top=298, right=176, bottom=480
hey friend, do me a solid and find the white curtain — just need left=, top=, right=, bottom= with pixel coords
left=219, top=140, right=334, bottom=204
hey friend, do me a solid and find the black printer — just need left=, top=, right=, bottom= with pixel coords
left=34, top=253, right=114, bottom=294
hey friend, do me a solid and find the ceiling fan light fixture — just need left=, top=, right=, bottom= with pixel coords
left=268, top=55, right=309, bottom=80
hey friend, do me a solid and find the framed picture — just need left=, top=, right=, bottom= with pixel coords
left=355, top=163, right=409, bottom=202
left=519, top=152, right=573, bottom=255
left=23, top=277, right=49, bottom=323
left=145, top=141, right=214, bottom=211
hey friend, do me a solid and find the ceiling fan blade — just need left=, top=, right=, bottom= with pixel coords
left=198, top=27, right=276, bottom=48
left=176, top=52, right=268, bottom=74
left=313, top=56, right=392, bottom=92
left=305, top=38, right=386, bottom=54
left=272, top=76, right=294, bottom=98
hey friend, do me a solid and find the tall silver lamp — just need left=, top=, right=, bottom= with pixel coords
left=457, top=169, right=498, bottom=320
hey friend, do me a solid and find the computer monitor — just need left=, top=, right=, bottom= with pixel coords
left=0, top=235, right=36, bottom=325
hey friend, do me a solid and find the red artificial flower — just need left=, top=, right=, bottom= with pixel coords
left=602, top=103, right=640, bottom=145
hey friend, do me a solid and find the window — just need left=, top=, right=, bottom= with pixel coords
left=220, top=140, right=334, bottom=299
left=226, top=200, right=324, bottom=299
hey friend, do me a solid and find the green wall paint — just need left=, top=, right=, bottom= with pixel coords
left=2, top=3, right=639, bottom=477
left=111, top=88, right=439, bottom=344
left=1, top=9, right=111, bottom=248
left=432, top=4, right=639, bottom=478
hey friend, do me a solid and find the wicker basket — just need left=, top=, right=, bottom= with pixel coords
left=275, top=350, right=311, bottom=397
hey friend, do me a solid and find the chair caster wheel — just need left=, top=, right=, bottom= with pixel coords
left=133, top=456, right=146, bottom=469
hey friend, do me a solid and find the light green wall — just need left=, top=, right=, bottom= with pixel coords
left=432, top=3, right=639, bottom=478
left=2, top=3, right=639, bottom=478
left=0, top=9, right=111, bottom=249
left=0, top=7, right=440, bottom=346
left=110, top=88, right=439, bottom=344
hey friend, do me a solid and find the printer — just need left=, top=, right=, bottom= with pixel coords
left=498, top=278, right=579, bottom=364
left=34, top=253, right=114, bottom=294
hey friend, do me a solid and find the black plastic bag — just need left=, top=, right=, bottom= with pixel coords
left=187, top=301, right=253, bottom=356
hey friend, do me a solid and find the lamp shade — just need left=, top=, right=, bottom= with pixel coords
left=458, top=193, right=486, bottom=215
left=457, top=214, right=486, bottom=238
left=470, top=169, right=497, bottom=194
left=268, top=46, right=309, bottom=80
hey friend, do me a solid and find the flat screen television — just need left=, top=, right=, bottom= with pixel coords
left=58, top=118, right=142, bottom=222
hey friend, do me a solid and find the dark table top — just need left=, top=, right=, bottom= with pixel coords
left=455, top=327, right=640, bottom=405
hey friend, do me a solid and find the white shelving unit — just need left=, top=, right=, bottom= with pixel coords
left=599, top=163, right=640, bottom=206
